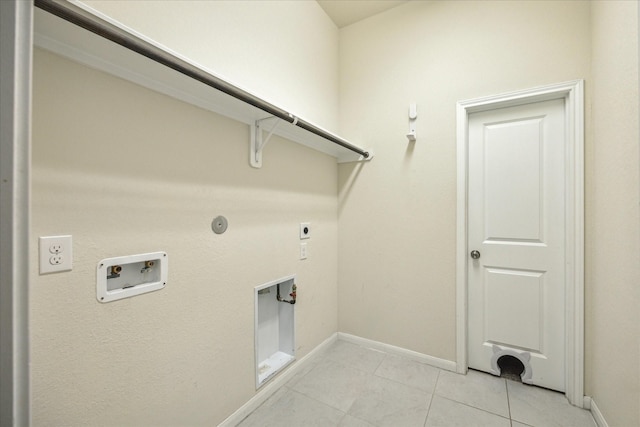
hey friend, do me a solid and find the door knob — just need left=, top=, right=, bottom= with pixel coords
left=470, top=250, right=481, bottom=259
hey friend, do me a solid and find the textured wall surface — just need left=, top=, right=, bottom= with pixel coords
left=31, top=48, right=338, bottom=425
left=82, top=0, right=340, bottom=130
left=30, top=1, right=640, bottom=425
left=587, top=1, right=639, bottom=425
left=337, top=0, right=591, bottom=360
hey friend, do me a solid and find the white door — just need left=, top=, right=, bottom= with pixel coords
left=467, top=98, right=566, bottom=392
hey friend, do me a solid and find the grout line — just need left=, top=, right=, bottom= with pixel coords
left=371, top=352, right=388, bottom=378
left=290, top=388, right=347, bottom=413
left=371, top=365, right=441, bottom=395
left=423, top=368, right=441, bottom=426
left=435, top=394, right=512, bottom=423
left=505, top=378, right=513, bottom=426
left=219, top=333, right=339, bottom=427
left=371, top=349, right=386, bottom=373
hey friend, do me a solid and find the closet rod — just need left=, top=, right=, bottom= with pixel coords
left=34, top=0, right=370, bottom=160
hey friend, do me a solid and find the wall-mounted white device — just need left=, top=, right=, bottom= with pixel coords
left=97, top=252, right=167, bottom=303
left=300, top=222, right=311, bottom=239
left=39, top=235, right=73, bottom=274
left=407, top=103, right=417, bottom=142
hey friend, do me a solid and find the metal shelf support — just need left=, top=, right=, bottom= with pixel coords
left=250, top=116, right=285, bottom=168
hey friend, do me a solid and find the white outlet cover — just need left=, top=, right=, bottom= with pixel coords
left=39, top=235, right=73, bottom=274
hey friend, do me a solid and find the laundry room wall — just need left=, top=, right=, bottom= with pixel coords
left=338, top=1, right=640, bottom=424
left=587, top=1, right=639, bottom=425
left=337, top=0, right=591, bottom=362
left=30, top=1, right=340, bottom=425
left=80, top=0, right=340, bottom=130
left=29, top=0, right=640, bottom=425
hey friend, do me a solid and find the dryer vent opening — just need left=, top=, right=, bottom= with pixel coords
left=497, top=355, right=525, bottom=382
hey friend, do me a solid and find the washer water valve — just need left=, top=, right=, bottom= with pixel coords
left=141, top=260, right=155, bottom=273
left=108, top=265, right=123, bottom=279
left=97, top=252, right=168, bottom=303
left=277, top=283, right=297, bottom=305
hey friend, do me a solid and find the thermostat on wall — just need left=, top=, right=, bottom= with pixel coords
left=97, top=252, right=168, bottom=303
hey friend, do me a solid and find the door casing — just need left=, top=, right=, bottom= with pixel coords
left=455, top=80, right=584, bottom=407
left=0, top=1, right=32, bottom=425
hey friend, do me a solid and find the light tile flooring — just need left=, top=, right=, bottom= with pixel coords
left=237, top=340, right=596, bottom=427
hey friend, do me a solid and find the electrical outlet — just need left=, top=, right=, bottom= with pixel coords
left=49, top=244, right=63, bottom=254
left=49, top=254, right=64, bottom=265
left=300, top=242, right=308, bottom=260
left=39, top=235, right=72, bottom=274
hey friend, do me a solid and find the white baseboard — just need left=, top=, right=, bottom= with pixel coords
left=217, top=332, right=338, bottom=427
left=337, top=332, right=458, bottom=372
left=219, top=332, right=460, bottom=426
left=582, top=395, right=591, bottom=410
left=221, top=331, right=606, bottom=427
left=587, top=397, right=609, bottom=427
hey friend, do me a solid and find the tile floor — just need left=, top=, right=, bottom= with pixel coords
left=236, top=340, right=596, bottom=427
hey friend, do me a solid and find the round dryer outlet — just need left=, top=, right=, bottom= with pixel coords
left=212, top=216, right=228, bottom=234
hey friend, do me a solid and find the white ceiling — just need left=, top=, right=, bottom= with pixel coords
left=317, top=0, right=409, bottom=28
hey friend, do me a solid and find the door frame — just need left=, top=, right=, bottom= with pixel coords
left=0, top=0, right=32, bottom=424
left=455, top=80, right=584, bottom=407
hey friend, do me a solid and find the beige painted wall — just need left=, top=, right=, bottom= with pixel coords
left=30, top=0, right=640, bottom=425
left=31, top=2, right=340, bottom=424
left=587, top=1, right=639, bottom=425
left=338, top=0, right=591, bottom=360
left=338, top=0, right=640, bottom=423
left=81, top=0, right=340, bottom=130
left=31, top=47, right=338, bottom=425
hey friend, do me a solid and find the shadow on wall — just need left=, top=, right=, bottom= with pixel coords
left=33, top=50, right=336, bottom=199
left=337, top=161, right=366, bottom=216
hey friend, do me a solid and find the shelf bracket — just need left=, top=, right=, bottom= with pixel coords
left=250, top=116, right=286, bottom=168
